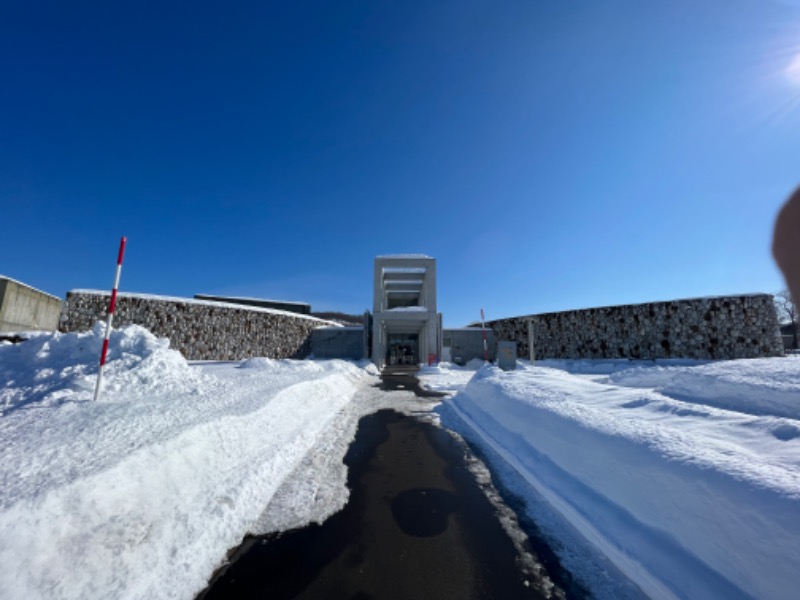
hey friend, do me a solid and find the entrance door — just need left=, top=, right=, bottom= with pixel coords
left=387, top=334, right=419, bottom=366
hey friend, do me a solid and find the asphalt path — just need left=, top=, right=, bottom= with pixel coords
left=198, top=369, right=570, bottom=599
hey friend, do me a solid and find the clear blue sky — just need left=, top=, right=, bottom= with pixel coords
left=2, top=0, right=799, bottom=327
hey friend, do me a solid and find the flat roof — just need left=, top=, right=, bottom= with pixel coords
left=376, top=254, right=433, bottom=259
left=0, top=275, right=61, bottom=301
left=194, top=294, right=310, bottom=308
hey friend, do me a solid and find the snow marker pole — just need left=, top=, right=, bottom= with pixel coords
left=481, top=308, right=489, bottom=362
left=93, top=236, right=127, bottom=402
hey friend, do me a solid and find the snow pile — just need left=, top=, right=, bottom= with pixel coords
left=0, top=325, right=374, bottom=600
left=354, top=358, right=381, bottom=376
left=607, top=358, right=800, bottom=419
left=239, top=356, right=326, bottom=374
left=464, top=357, right=487, bottom=370
left=417, top=358, right=492, bottom=395
left=0, top=323, right=208, bottom=415
left=437, top=360, right=800, bottom=600
left=418, top=361, right=478, bottom=395
left=535, top=358, right=709, bottom=376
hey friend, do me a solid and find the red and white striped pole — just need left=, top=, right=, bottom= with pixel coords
left=93, top=236, right=127, bottom=402
left=481, top=308, right=489, bottom=362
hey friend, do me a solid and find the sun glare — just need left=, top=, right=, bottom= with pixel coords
left=785, top=52, right=800, bottom=86
left=750, top=28, right=800, bottom=125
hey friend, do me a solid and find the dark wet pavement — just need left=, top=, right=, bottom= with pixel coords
left=377, top=365, right=446, bottom=398
left=198, top=370, right=562, bottom=599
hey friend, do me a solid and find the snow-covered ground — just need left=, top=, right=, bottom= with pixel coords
left=421, top=358, right=800, bottom=600
left=4, top=324, right=799, bottom=600
left=0, top=325, right=392, bottom=600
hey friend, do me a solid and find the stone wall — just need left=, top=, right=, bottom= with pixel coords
left=59, top=291, right=335, bottom=361
left=489, top=294, right=784, bottom=361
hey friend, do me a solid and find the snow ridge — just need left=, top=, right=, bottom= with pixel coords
left=438, top=361, right=800, bottom=600
left=0, top=325, right=372, bottom=600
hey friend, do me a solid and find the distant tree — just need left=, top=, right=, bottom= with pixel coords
left=775, top=290, right=798, bottom=350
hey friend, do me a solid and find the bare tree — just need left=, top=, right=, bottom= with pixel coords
left=775, top=290, right=798, bottom=350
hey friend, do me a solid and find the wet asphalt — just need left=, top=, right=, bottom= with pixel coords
left=197, top=368, right=568, bottom=600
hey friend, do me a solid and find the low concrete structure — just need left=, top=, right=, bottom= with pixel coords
left=372, top=256, right=442, bottom=368
left=442, top=328, right=496, bottom=364
left=497, top=341, right=517, bottom=371
left=311, top=326, right=367, bottom=360
left=0, top=276, right=62, bottom=332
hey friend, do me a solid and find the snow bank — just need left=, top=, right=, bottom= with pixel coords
left=0, top=325, right=373, bottom=600
left=441, top=361, right=800, bottom=600
left=418, top=362, right=478, bottom=395
left=464, top=357, right=487, bottom=370
left=607, top=358, right=800, bottom=419
left=238, top=356, right=327, bottom=374
left=354, top=358, right=381, bottom=376
left=0, top=323, right=205, bottom=414
left=535, top=358, right=711, bottom=376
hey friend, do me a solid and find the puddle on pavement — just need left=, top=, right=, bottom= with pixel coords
left=377, top=368, right=447, bottom=398
left=198, top=406, right=582, bottom=600
left=390, top=487, right=458, bottom=537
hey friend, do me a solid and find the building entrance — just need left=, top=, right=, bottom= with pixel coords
left=387, top=334, right=419, bottom=366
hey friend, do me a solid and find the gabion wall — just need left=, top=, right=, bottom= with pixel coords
left=489, top=294, right=784, bottom=360
left=59, top=291, right=333, bottom=361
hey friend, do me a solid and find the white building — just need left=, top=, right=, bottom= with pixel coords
left=371, top=255, right=442, bottom=368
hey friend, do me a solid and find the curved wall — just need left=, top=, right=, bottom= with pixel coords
left=489, top=294, right=783, bottom=360
left=60, top=291, right=333, bottom=361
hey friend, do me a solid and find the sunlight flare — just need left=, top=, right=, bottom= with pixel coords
left=785, top=51, right=800, bottom=86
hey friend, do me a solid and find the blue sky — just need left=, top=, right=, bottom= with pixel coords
left=2, top=0, right=799, bottom=327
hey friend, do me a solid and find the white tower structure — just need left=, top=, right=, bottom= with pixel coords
left=372, top=255, right=442, bottom=368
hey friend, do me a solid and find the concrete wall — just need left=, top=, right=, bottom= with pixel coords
left=0, top=277, right=62, bottom=332
left=372, top=255, right=441, bottom=367
left=60, top=291, right=333, bottom=361
left=443, top=328, right=496, bottom=364
left=311, top=327, right=365, bottom=360
left=489, top=294, right=783, bottom=361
